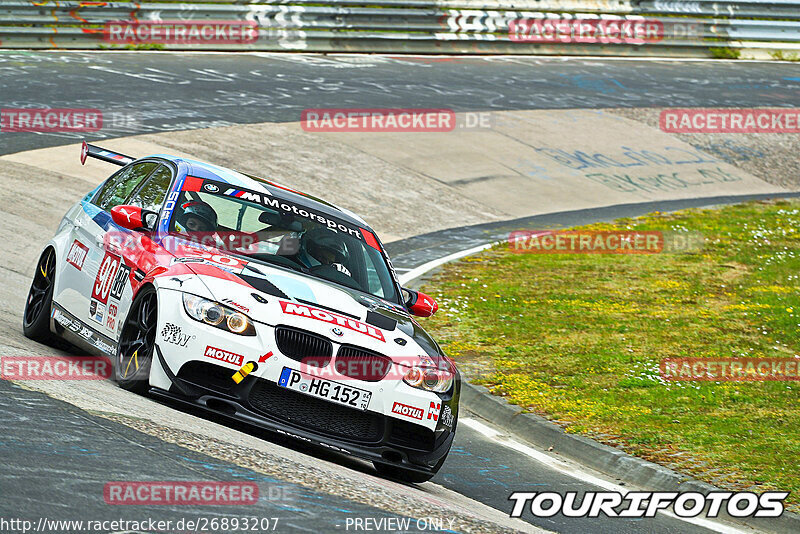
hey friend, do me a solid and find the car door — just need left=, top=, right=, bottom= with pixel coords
left=55, top=165, right=134, bottom=322
left=101, top=163, right=175, bottom=339
left=72, top=161, right=159, bottom=335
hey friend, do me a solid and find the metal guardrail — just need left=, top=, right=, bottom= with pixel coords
left=0, top=0, right=799, bottom=55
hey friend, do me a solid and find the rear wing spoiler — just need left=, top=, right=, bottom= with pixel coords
left=80, top=141, right=135, bottom=167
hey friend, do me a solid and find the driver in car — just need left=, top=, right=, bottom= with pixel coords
left=175, top=201, right=299, bottom=255
left=301, top=228, right=352, bottom=277
left=175, top=201, right=218, bottom=234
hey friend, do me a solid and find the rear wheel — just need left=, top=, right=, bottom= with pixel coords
left=23, top=248, right=56, bottom=343
left=115, top=286, right=157, bottom=393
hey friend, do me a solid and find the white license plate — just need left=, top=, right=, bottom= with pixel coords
left=277, top=367, right=372, bottom=411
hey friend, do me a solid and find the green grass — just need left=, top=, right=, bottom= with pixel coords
left=770, top=50, right=800, bottom=62
left=420, top=200, right=800, bottom=509
left=709, top=46, right=741, bottom=59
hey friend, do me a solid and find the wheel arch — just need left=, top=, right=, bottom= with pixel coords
left=131, top=280, right=158, bottom=303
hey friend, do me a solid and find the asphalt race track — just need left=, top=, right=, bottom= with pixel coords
left=0, top=380, right=421, bottom=532
left=2, top=51, right=799, bottom=534
left=1, top=52, right=799, bottom=156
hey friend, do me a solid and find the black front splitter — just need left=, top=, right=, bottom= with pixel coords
left=148, top=387, right=454, bottom=477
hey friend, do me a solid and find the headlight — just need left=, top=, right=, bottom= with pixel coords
left=402, top=363, right=454, bottom=393
left=227, top=312, right=248, bottom=334
left=182, top=294, right=256, bottom=336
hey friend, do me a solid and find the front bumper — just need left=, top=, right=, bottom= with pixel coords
left=151, top=345, right=458, bottom=474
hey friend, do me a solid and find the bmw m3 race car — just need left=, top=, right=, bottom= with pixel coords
left=23, top=142, right=459, bottom=483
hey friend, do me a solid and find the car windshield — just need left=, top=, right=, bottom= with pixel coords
left=167, top=186, right=399, bottom=303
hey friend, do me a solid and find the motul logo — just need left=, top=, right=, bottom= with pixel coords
left=66, top=240, right=89, bottom=270
left=428, top=402, right=441, bottom=421
left=392, top=402, right=423, bottom=420
left=280, top=301, right=385, bottom=342
left=204, top=346, right=244, bottom=367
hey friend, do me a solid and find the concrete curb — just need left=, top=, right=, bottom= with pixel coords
left=461, top=381, right=800, bottom=534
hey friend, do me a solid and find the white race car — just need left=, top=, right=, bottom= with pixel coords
left=23, top=143, right=459, bottom=482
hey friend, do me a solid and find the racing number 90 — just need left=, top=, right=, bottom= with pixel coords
left=93, top=253, right=120, bottom=304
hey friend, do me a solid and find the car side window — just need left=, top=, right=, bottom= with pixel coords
left=128, top=164, right=173, bottom=213
left=94, top=162, right=158, bottom=211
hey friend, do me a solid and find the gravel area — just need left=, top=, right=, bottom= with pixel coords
left=609, top=108, right=800, bottom=190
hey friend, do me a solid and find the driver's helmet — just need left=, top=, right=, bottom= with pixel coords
left=303, top=228, right=348, bottom=266
left=176, top=201, right=218, bottom=233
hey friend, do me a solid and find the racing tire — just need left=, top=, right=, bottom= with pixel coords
left=23, top=248, right=56, bottom=343
left=115, top=285, right=157, bottom=393
left=373, top=455, right=446, bottom=484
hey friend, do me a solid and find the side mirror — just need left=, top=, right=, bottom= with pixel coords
left=402, top=288, right=438, bottom=317
left=110, top=205, right=156, bottom=232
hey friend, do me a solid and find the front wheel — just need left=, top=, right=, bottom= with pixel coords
left=23, top=248, right=56, bottom=343
left=115, top=285, right=157, bottom=393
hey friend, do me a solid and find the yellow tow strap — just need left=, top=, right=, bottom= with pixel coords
left=232, top=362, right=255, bottom=384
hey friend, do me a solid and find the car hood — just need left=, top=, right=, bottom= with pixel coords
left=160, top=251, right=447, bottom=368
